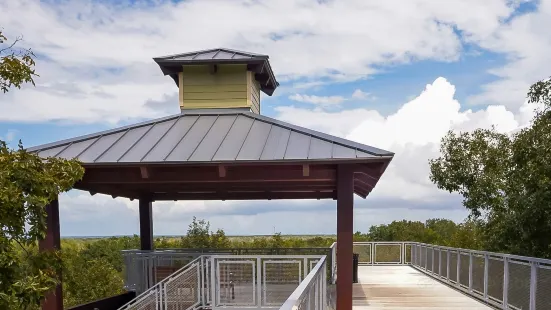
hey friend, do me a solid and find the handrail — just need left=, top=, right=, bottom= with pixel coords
left=413, top=242, right=551, bottom=265
left=279, top=256, right=327, bottom=310
left=118, top=255, right=203, bottom=309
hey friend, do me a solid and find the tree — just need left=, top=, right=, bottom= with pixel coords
left=0, top=29, right=38, bottom=93
left=0, top=29, right=85, bottom=309
left=429, top=76, right=551, bottom=258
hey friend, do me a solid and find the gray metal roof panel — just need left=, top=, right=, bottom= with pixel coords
left=165, top=115, right=218, bottom=162
left=236, top=120, right=272, bottom=160
left=188, top=115, right=236, bottom=161
left=308, top=138, right=333, bottom=159
left=212, top=115, right=254, bottom=161
left=97, top=125, right=152, bottom=162
left=284, top=131, right=311, bottom=160
left=118, top=119, right=176, bottom=162
left=242, top=112, right=393, bottom=156
left=29, top=110, right=393, bottom=164
left=142, top=116, right=195, bottom=162
left=78, top=131, right=126, bottom=162
left=37, top=145, right=68, bottom=158
left=56, top=138, right=99, bottom=160
left=332, top=144, right=356, bottom=159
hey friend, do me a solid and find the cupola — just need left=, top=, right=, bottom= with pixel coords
left=153, top=48, right=279, bottom=114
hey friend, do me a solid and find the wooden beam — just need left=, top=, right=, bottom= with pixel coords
left=139, top=197, right=153, bottom=251
left=336, top=165, right=354, bottom=310
left=303, top=164, right=310, bottom=177
left=39, top=198, right=63, bottom=310
left=218, top=165, right=226, bottom=178
left=354, top=164, right=382, bottom=180
left=152, top=191, right=336, bottom=201
left=89, top=180, right=336, bottom=193
left=79, top=165, right=336, bottom=185
left=140, top=166, right=149, bottom=179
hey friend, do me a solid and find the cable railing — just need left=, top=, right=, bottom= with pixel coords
left=118, top=254, right=327, bottom=310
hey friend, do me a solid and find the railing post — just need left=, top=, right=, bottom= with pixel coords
left=447, top=250, right=450, bottom=281
left=257, top=257, right=262, bottom=307
left=431, top=247, right=435, bottom=273
left=369, top=242, right=377, bottom=265
left=503, top=257, right=509, bottom=308
left=438, top=248, right=442, bottom=276
left=210, top=257, right=216, bottom=307
left=469, top=252, right=473, bottom=292
left=529, top=262, right=537, bottom=310
left=424, top=246, right=428, bottom=270
left=457, top=251, right=461, bottom=285
left=484, top=254, right=489, bottom=301
left=323, top=260, right=327, bottom=310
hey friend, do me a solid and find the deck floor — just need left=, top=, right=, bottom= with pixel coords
left=352, top=266, right=492, bottom=309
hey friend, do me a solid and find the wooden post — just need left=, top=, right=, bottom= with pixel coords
left=39, top=198, right=63, bottom=310
left=336, top=165, right=354, bottom=310
left=139, top=196, right=154, bottom=251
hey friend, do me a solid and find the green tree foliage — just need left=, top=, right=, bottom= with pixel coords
left=429, top=76, right=551, bottom=258
left=62, top=249, right=124, bottom=307
left=0, top=28, right=84, bottom=309
left=0, top=141, right=84, bottom=309
left=0, top=29, right=38, bottom=93
left=180, top=217, right=231, bottom=248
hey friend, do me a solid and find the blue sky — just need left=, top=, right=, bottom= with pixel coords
left=1, top=0, right=550, bottom=236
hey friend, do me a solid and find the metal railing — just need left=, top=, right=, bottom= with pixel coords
left=279, top=256, right=327, bottom=310
left=411, top=243, right=551, bottom=310
left=123, top=247, right=332, bottom=294
left=329, top=241, right=411, bottom=284
left=118, top=254, right=327, bottom=310
left=122, top=242, right=551, bottom=309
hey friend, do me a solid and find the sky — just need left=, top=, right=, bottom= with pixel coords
left=1, top=0, right=550, bottom=236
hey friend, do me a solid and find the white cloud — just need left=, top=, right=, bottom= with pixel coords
left=56, top=77, right=535, bottom=235
left=467, top=0, right=551, bottom=108
left=277, top=77, right=533, bottom=203
left=0, top=0, right=530, bottom=123
left=351, top=89, right=371, bottom=100
left=288, top=94, right=346, bottom=107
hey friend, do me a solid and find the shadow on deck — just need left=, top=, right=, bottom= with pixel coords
left=352, top=266, right=493, bottom=309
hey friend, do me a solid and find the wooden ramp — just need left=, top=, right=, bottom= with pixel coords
left=353, top=266, right=492, bottom=309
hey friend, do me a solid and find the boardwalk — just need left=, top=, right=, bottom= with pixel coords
left=353, top=266, right=492, bottom=309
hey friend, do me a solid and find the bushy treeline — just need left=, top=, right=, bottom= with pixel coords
left=61, top=216, right=484, bottom=307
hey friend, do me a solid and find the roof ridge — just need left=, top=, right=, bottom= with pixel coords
left=153, top=47, right=267, bottom=60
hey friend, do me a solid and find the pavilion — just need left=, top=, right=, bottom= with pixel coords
left=29, top=48, right=394, bottom=310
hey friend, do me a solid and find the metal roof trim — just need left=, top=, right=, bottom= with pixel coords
left=153, top=48, right=269, bottom=61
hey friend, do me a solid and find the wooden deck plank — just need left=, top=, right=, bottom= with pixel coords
left=352, top=266, right=492, bottom=309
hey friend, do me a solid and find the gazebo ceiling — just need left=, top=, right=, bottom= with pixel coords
left=28, top=109, right=393, bottom=201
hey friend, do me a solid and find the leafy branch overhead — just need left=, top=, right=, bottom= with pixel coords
left=0, top=27, right=84, bottom=309
left=0, top=29, right=38, bottom=93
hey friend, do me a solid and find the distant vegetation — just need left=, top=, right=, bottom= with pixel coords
left=60, top=216, right=484, bottom=307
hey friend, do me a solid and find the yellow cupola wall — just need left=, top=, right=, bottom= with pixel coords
left=154, top=48, right=279, bottom=115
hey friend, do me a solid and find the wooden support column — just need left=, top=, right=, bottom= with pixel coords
left=139, top=196, right=154, bottom=251
left=336, top=165, right=354, bottom=310
left=39, top=198, right=63, bottom=310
